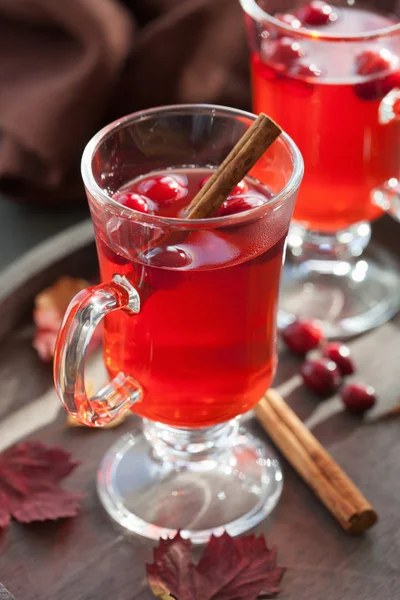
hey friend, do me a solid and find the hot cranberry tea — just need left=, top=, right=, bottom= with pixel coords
left=97, top=169, right=286, bottom=427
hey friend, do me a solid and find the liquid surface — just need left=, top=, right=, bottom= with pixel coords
left=252, top=3, right=400, bottom=231
left=96, top=168, right=287, bottom=427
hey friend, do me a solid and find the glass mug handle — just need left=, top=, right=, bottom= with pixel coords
left=378, top=88, right=400, bottom=221
left=54, top=274, right=142, bottom=427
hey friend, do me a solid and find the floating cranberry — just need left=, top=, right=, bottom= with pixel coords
left=137, top=175, right=187, bottom=205
left=355, top=48, right=395, bottom=76
left=269, top=37, right=306, bottom=68
left=216, top=195, right=265, bottom=217
left=143, top=247, right=189, bottom=290
left=301, top=358, right=341, bottom=396
left=116, top=192, right=150, bottom=213
left=341, top=383, right=377, bottom=415
left=200, top=176, right=248, bottom=196
left=276, top=13, right=302, bottom=29
left=322, top=342, right=355, bottom=376
left=282, top=318, right=324, bottom=354
left=354, top=77, right=390, bottom=101
left=300, top=1, right=337, bottom=26
left=354, top=49, right=398, bottom=101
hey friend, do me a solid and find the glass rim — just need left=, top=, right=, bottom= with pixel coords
left=81, top=103, right=303, bottom=229
left=239, top=0, right=400, bottom=42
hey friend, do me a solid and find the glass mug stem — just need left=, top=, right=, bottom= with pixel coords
left=54, top=275, right=142, bottom=427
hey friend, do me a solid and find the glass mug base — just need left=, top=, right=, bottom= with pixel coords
left=97, top=419, right=283, bottom=543
left=279, top=223, right=400, bottom=338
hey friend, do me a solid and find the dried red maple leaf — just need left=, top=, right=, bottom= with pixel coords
left=0, top=441, right=83, bottom=527
left=147, top=532, right=285, bottom=600
left=33, top=276, right=101, bottom=361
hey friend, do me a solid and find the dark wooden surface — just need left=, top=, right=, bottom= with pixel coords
left=0, top=193, right=89, bottom=272
left=0, top=217, right=399, bottom=600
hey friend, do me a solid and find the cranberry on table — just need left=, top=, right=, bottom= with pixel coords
left=137, top=175, right=187, bottom=205
left=200, top=176, right=248, bottom=196
left=216, top=195, right=265, bottom=217
left=116, top=192, right=150, bottom=213
left=301, top=358, right=341, bottom=396
left=300, top=1, right=337, bottom=26
left=282, top=318, right=324, bottom=354
left=322, top=342, right=355, bottom=375
left=276, top=13, right=302, bottom=29
left=341, top=383, right=377, bottom=414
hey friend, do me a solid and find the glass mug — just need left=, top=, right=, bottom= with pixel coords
left=240, top=0, right=400, bottom=337
left=54, top=105, right=303, bottom=542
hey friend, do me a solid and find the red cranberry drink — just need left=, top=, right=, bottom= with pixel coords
left=250, top=1, right=400, bottom=232
left=54, top=106, right=303, bottom=542
left=98, top=169, right=286, bottom=427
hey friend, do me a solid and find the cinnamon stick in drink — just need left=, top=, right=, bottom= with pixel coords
left=255, top=389, right=378, bottom=534
left=149, top=113, right=281, bottom=250
left=185, top=113, right=281, bottom=219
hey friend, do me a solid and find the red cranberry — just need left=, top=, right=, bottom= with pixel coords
left=282, top=319, right=324, bottom=354
left=137, top=175, right=186, bottom=205
left=144, top=248, right=189, bottom=290
left=301, top=358, right=341, bottom=396
left=354, top=49, right=398, bottom=100
left=104, top=192, right=150, bottom=264
left=322, top=342, right=355, bottom=376
left=116, top=192, right=150, bottom=213
left=276, top=13, right=302, bottom=29
left=269, top=37, right=306, bottom=67
left=216, top=195, right=265, bottom=217
left=354, top=77, right=391, bottom=101
left=355, top=48, right=395, bottom=76
left=201, top=176, right=248, bottom=196
left=300, top=1, right=337, bottom=26
left=341, top=383, right=377, bottom=415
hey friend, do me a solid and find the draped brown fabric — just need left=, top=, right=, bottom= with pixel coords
left=0, top=0, right=250, bottom=202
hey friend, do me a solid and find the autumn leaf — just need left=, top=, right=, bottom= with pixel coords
left=147, top=532, right=285, bottom=600
left=0, top=441, right=83, bottom=527
left=33, top=276, right=101, bottom=361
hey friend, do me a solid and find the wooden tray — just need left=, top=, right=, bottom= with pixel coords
left=0, top=218, right=399, bottom=600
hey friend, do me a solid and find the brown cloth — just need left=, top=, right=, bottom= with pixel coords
left=0, top=0, right=250, bottom=202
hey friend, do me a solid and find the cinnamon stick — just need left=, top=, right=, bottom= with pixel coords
left=185, top=113, right=282, bottom=219
left=146, top=113, right=281, bottom=251
left=255, top=389, right=378, bottom=534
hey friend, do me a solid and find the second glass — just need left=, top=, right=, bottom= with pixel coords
left=241, top=0, right=400, bottom=337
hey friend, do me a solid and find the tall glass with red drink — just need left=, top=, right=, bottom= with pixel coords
left=241, top=0, right=400, bottom=336
left=54, top=105, right=303, bottom=542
